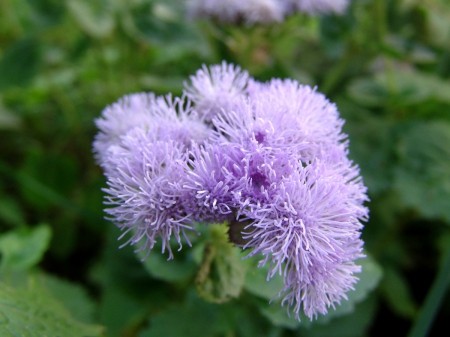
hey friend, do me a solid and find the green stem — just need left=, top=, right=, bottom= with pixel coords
left=407, top=247, right=450, bottom=337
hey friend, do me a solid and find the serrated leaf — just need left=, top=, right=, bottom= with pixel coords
left=195, top=224, right=247, bottom=303
left=0, top=280, right=103, bottom=337
left=0, top=224, right=51, bottom=270
left=36, top=273, right=97, bottom=324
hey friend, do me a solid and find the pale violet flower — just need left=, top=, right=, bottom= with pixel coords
left=93, top=62, right=368, bottom=320
left=93, top=94, right=210, bottom=174
left=184, top=61, right=249, bottom=122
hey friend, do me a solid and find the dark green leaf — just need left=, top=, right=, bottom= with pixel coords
left=380, top=266, right=418, bottom=319
left=0, top=37, right=40, bottom=91
left=0, top=195, right=25, bottom=226
left=195, top=224, right=247, bottom=303
left=394, top=121, right=450, bottom=222
left=296, top=293, right=378, bottom=337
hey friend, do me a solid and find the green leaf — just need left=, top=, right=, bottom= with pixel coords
left=339, top=101, right=396, bottom=196
left=67, top=0, right=116, bottom=38
left=0, top=224, right=51, bottom=270
left=394, top=121, right=450, bottom=222
left=19, top=148, right=79, bottom=211
left=0, top=37, right=40, bottom=91
left=26, top=0, right=66, bottom=27
left=296, top=293, right=378, bottom=337
left=380, top=266, right=418, bottom=319
left=0, top=195, right=25, bottom=226
left=98, top=285, right=148, bottom=337
left=244, top=257, right=285, bottom=300
left=195, top=224, right=247, bottom=303
left=257, top=297, right=301, bottom=329
left=347, top=69, right=450, bottom=110
left=140, top=290, right=245, bottom=337
left=137, top=246, right=197, bottom=282
left=0, top=280, right=103, bottom=337
left=123, top=0, right=202, bottom=47
left=36, top=273, right=97, bottom=324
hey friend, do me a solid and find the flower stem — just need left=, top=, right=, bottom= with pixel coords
left=407, top=247, right=450, bottom=337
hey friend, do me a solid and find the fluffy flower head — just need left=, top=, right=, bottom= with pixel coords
left=94, top=61, right=368, bottom=320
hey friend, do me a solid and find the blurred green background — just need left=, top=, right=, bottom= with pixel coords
left=1, top=0, right=450, bottom=336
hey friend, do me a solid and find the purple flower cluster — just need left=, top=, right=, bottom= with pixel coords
left=93, top=62, right=368, bottom=320
left=186, top=0, right=349, bottom=24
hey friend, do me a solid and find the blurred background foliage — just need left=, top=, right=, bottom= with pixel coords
left=0, top=0, right=450, bottom=336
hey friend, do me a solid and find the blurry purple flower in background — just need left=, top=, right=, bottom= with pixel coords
left=186, top=0, right=349, bottom=24
left=186, top=0, right=285, bottom=24
left=285, top=0, right=349, bottom=15
left=94, top=62, right=368, bottom=320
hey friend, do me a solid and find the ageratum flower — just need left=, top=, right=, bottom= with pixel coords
left=93, top=93, right=210, bottom=174
left=95, top=95, right=210, bottom=259
left=184, top=68, right=368, bottom=319
left=94, top=62, right=368, bottom=320
left=184, top=61, right=250, bottom=122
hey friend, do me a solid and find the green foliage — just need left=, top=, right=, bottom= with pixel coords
left=195, top=224, right=247, bottom=303
left=0, top=279, right=103, bottom=337
left=0, top=224, right=51, bottom=270
left=36, top=272, right=97, bottom=324
left=1, top=0, right=450, bottom=336
left=0, top=37, right=40, bottom=91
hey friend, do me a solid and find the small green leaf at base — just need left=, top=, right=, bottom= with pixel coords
left=195, top=224, right=247, bottom=303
